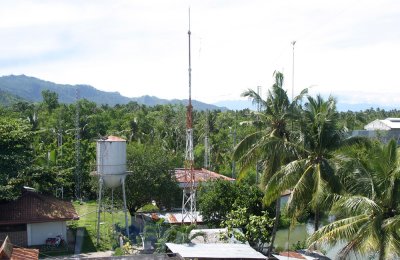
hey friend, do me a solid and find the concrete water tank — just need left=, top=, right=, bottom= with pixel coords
left=96, top=136, right=127, bottom=188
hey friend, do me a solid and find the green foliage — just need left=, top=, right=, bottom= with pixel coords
left=308, top=140, right=400, bottom=259
left=222, top=207, right=274, bottom=252
left=139, top=203, right=160, bottom=213
left=198, top=180, right=264, bottom=226
left=291, top=240, right=307, bottom=250
left=113, top=247, right=123, bottom=256
left=0, top=117, right=33, bottom=201
left=125, top=142, right=181, bottom=214
left=41, top=89, right=59, bottom=112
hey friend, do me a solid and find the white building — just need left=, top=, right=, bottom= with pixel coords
left=0, top=189, right=79, bottom=246
left=352, top=118, right=400, bottom=144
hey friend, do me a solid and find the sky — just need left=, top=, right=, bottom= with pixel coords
left=1, top=0, right=399, bottom=106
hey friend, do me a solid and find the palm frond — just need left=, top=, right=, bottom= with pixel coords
left=308, top=214, right=369, bottom=248
left=333, top=196, right=382, bottom=215
left=263, top=159, right=307, bottom=205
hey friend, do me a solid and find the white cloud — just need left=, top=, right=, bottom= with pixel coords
left=0, top=0, right=399, bottom=105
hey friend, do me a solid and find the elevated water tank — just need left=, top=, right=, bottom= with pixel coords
left=96, top=136, right=127, bottom=188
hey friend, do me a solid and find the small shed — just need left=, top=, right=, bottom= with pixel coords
left=0, top=189, right=79, bottom=246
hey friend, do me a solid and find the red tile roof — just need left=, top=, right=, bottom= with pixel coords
left=279, top=251, right=306, bottom=259
left=174, top=168, right=235, bottom=185
left=0, top=190, right=79, bottom=225
left=0, top=236, right=39, bottom=260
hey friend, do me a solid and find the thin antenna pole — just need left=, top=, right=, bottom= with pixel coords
left=291, top=41, right=296, bottom=101
left=204, top=111, right=209, bottom=169
left=188, top=8, right=192, bottom=106
left=75, top=88, right=81, bottom=200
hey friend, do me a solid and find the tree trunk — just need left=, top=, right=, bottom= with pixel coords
left=378, top=239, right=385, bottom=260
left=314, top=209, right=320, bottom=232
left=313, top=209, right=320, bottom=250
left=268, top=197, right=281, bottom=256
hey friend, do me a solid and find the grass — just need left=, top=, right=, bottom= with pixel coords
left=68, top=200, right=132, bottom=253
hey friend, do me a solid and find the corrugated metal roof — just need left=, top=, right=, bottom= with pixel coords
left=141, top=212, right=203, bottom=224
left=273, top=253, right=317, bottom=260
left=166, top=243, right=267, bottom=259
left=364, top=118, right=400, bottom=130
left=174, top=168, right=235, bottom=187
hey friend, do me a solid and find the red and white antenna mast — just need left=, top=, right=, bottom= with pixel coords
left=182, top=8, right=196, bottom=224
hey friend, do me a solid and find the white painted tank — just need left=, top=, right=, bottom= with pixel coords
left=96, top=136, right=127, bottom=188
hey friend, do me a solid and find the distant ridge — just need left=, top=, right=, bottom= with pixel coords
left=0, top=75, right=227, bottom=111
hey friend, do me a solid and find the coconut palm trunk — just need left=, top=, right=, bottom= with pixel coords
left=268, top=196, right=281, bottom=255
left=234, top=71, right=307, bottom=256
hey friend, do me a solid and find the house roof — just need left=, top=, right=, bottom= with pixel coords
left=0, top=236, right=39, bottom=260
left=0, top=190, right=79, bottom=225
left=174, top=168, right=235, bottom=188
left=140, top=212, right=204, bottom=224
left=166, top=243, right=267, bottom=259
left=364, top=118, right=400, bottom=130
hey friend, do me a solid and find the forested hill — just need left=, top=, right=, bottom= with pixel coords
left=0, top=75, right=226, bottom=110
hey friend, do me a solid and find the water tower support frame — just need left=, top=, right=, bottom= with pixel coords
left=96, top=175, right=130, bottom=245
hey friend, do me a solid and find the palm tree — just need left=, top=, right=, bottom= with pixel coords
left=234, top=71, right=307, bottom=255
left=264, top=95, right=346, bottom=232
left=308, top=139, right=400, bottom=260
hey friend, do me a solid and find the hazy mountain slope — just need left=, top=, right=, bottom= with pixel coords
left=0, top=75, right=226, bottom=110
left=0, top=89, right=26, bottom=106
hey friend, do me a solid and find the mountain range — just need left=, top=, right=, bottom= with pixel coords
left=0, top=75, right=227, bottom=111
left=0, top=75, right=396, bottom=112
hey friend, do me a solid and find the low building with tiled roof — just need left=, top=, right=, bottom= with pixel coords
left=0, top=189, right=79, bottom=247
left=173, top=168, right=235, bottom=188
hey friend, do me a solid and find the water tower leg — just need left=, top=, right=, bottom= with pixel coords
left=97, top=177, right=103, bottom=245
left=122, top=178, right=130, bottom=240
left=111, top=188, right=114, bottom=233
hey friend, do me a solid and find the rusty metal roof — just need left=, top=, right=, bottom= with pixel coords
left=174, top=168, right=235, bottom=186
left=0, top=190, right=79, bottom=225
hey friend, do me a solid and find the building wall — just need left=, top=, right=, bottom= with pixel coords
left=351, top=129, right=400, bottom=144
left=27, top=221, right=66, bottom=246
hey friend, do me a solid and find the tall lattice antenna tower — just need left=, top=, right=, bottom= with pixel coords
left=204, top=110, right=210, bottom=169
left=182, top=8, right=196, bottom=224
left=75, top=88, right=81, bottom=200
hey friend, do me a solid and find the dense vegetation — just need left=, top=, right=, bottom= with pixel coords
left=1, top=75, right=400, bottom=258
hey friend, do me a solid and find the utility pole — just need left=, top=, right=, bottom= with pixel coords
left=291, top=41, right=296, bottom=101
left=256, top=86, right=262, bottom=184
left=75, top=88, right=81, bottom=200
left=204, top=111, right=210, bottom=169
